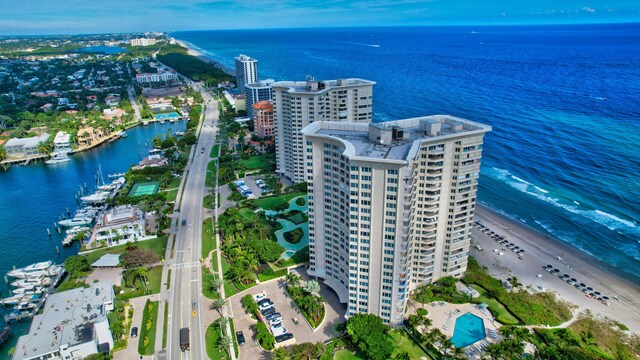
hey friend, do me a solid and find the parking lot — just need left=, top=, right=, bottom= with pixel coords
left=229, top=268, right=346, bottom=360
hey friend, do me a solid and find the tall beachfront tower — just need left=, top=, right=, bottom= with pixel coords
left=235, top=54, right=258, bottom=93
left=245, top=79, right=274, bottom=119
left=273, top=77, right=375, bottom=183
left=301, top=116, right=491, bottom=325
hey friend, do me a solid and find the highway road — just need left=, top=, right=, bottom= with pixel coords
left=166, top=84, right=219, bottom=360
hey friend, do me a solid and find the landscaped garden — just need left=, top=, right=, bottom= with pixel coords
left=283, top=227, right=304, bottom=244
left=285, top=274, right=325, bottom=328
left=138, top=299, right=159, bottom=356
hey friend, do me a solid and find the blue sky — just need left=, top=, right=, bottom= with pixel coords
left=1, top=0, right=639, bottom=35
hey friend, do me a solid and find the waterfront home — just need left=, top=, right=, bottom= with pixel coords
left=133, top=154, right=167, bottom=169
left=53, top=131, right=72, bottom=153
left=13, top=281, right=114, bottom=360
left=102, top=108, right=126, bottom=124
left=76, top=127, right=107, bottom=147
left=93, top=205, right=146, bottom=245
left=104, top=94, right=120, bottom=107
left=3, top=134, right=49, bottom=158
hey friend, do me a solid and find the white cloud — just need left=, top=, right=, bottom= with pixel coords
left=582, top=6, right=596, bottom=13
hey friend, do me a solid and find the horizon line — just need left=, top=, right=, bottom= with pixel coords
left=2, top=21, right=639, bottom=38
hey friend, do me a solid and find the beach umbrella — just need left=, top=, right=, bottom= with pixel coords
left=587, top=287, right=593, bottom=291
left=571, top=278, right=577, bottom=282
left=553, top=269, right=560, bottom=273
left=546, top=264, right=553, bottom=268
left=580, top=283, right=586, bottom=287
left=602, top=296, right=609, bottom=300
left=520, top=250, right=525, bottom=253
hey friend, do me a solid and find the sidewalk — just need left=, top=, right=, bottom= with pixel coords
left=113, top=294, right=158, bottom=360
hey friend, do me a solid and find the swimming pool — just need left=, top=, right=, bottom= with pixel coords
left=450, top=313, right=486, bottom=348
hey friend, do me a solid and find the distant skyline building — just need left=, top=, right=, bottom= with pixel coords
left=302, top=116, right=491, bottom=325
left=273, top=77, right=375, bottom=183
left=253, top=100, right=275, bottom=138
left=130, top=37, right=156, bottom=46
left=245, top=78, right=274, bottom=119
left=234, top=54, right=258, bottom=93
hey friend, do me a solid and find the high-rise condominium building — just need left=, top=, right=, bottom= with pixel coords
left=273, top=77, right=375, bottom=183
left=245, top=79, right=275, bottom=119
left=235, top=54, right=258, bottom=93
left=301, top=116, right=491, bottom=325
left=253, top=100, right=275, bottom=138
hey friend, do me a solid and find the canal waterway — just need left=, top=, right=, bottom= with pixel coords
left=0, top=121, right=184, bottom=357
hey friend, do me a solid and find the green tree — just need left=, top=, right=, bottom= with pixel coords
left=210, top=298, right=227, bottom=316
left=272, top=347, right=290, bottom=360
left=303, top=279, right=320, bottom=294
left=344, top=313, right=393, bottom=360
left=63, top=255, right=92, bottom=279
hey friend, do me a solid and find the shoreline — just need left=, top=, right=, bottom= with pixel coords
left=174, top=39, right=235, bottom=77
left=473, top=204, right=640, bottom=332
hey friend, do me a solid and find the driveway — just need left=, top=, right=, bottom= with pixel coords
left=114, top=294, right=158, bottom=360
left=229, top=267, right=346, bottom=360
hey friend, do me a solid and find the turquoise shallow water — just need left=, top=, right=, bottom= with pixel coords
left=174, top=24, right=640, bottom=280
left=451, top=313, right=486, bottom=348
left=0, top=121, right=184, bottom=357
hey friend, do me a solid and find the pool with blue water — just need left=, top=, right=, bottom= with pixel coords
left=451, top=313, right=486, bottom=348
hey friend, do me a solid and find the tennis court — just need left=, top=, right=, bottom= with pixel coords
left=128, top=181, right=160, bottom=196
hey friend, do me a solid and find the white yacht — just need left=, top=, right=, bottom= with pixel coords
left=7, top=261, right=53, bottom=278
left=80, top=191, right=111, bottom=204
left=11, top=277, right=52, bottom=288
left=66, top=226, right=91, bottom=237
left=58, top=216, right=93, bottom=227
left=45, top=152, right=71, bottom=165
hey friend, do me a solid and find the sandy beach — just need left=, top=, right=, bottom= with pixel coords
left=174, top=39, right=235, bottom=76
left=472, top=205, right=640, bottom=332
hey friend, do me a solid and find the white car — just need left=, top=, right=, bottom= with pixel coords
left=258, top=302, right=273, bottom=311
left=536, top=274, right=543, bottom=278
left=269, top=318, right=283, bottom=326
left=254, top=293, right=266, bottom=302
left=272, top=326, right=288, bottom=336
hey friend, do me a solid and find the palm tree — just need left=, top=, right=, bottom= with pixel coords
left=286, top=273, right=301, bottom=288
left=208, top=278, right=223, bottom=294
left=272, top=347, right=290, bottom=360
left=215, top=316, right=228, bottom=336
left=244, top=252, right=259, bottom=270
left=217, top=335, right=233, bottom=353
left=580, top=330, right=595, bottom=346
left=136, top=267, right=149, bottom=292
left=508, top=277, right=522, bottom=288
left=394, top=351, right=411, bottom=360
left=210, top=298, right=227, bottom=316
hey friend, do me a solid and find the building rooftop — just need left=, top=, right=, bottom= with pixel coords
left=253, top=100, right=273, bottom=110
left=53, top=131, right=70, bottom=144
left=302, top=115, right=491, bottom=162
left=235, top=54, right=257, bottom=62
left=91, top=254, right=121, bottom=268
left=272, top=78, right=375, bottom=94
left=99, top=205, right=142, bottom=227
left=14, top=281, right=114, bottom=360
left=246, top=79, right=275, bottom=88
left=5, top=134, right=50, bottom=149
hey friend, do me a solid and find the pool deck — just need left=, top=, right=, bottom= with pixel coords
left=410, top=300, right=502, bottom=357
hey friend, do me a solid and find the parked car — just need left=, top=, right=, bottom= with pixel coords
left=258, top=302, right=274, bottom=311
left=254, top=293, right=267, bottom=302
left=236, top=331, right=245, bottom=346
left=271, top=322, right=284, bottom=329
left=275, top=333, right=293, bottom=343
left=272, top=326, right=288, bottom=336
left=131, top=327, right=138, bottom=338
left=261, top=307, right=276, bottom=316
left=265, top=312, right=281, bottom=320
left=269, top=317, right=283, bottom=326
left=257, top=299, right=273, bottom=306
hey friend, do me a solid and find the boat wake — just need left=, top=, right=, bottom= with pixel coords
left=335, top=40, right=380, bottom=48
left=485, top=167, right=639, bottom=234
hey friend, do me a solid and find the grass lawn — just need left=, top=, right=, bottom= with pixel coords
left=238, top=207, right=258, bottom=221
left=162, top=301, right=169, bottom=349
left=166, top=188, right=178, bottom=202
left=251, top=192, right=306, bottom=210
left=202, top=267, right=220, bottom=299
left=202, top=219, right=216, bottom=258
left=138, top=300, right=159, bottom=356
left=123, top=266, right=163, bottom=299
left=257, top=265, right=287, bottom=282
left=389, top=330, right=430, bottom=359
left=205, top=160, right=217, bottom=187
left=229, top=318, right=239, bottom=358
left=204, top=194, right=215, bottom=209
left=205, top=321, right=230, bottom=360
left=221, top=258, right=237, bottom=297
left=238, top=153, right=275, bottom=171
left=471, top=285, right=519, bottom=325
left=210, top=144, right=220, bottom=158
left=334, top=350, right=364, bottom=360
left=283, top=227, right=304, bottom=244
left=80, top=235, right=168, bottom=264
left=274, top=246, right=309, bottom=268
left=168, top=176, right=181, bottom=189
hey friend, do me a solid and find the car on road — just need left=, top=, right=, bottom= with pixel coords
left=181, top=219, right=186, bottom=227
left=192, top=299, right=197, bottom=309
left=275, top=333, right=293, bottom=343
left=261, top=307, right=276, bottom=316
left=130, top=327, right=138, bottom=338
left=254, top=293, right=267, bottom=302
left=236, top=331, right=245, bottom=346
left=265, top=312, right=281, bottom=320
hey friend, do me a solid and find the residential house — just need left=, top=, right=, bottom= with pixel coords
left=93, top=205, right=146, bottom=245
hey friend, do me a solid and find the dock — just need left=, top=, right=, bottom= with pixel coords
left=3, top=268, right=66, bottom=323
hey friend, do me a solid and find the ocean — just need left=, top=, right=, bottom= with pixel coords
left=173, top=24, right=640, bottom=280
left=0, top=122, right=183, bottom=358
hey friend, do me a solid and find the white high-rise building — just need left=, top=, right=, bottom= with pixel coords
left=245, top=79, right=274, bottom=119
left=301, top=116, right=491, bottom=325
left=234, top=54, right=258, bottom=93
left=273, top=77, right=375, bottom=183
